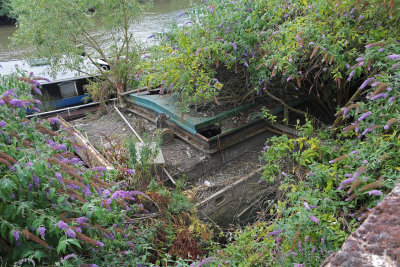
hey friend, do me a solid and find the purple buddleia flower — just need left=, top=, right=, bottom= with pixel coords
left=127, top=241, right=134, bottom=250
left=92, top=166, right=106, bottom=172
left=76, top=216, right=88, bottom=225
left=369, top=190, right=382, bottom=196
left=32, top=85, right=42, bottom=95
left=340, top=178, right=355, bottom=188
left=370, top=93, right=388, bottom=100
left=378, top=48, right=385, bottom=52
left=9, top=99, right=24, bottom=107
left=48, top=117, right=59, bottom=125
left=12, top=230, right=20, bottom=246
left=57, top=221, right=68, bottom=230
left=28, top=183, right=33, bottom=191
left=54, top=144, right=67, bottom=151
left=68, top=184, right=81, bottom=190
left=225, top=27, right=231, bottom=34
left=304, top=201, right=311, bottom=210
left=190, top=257, right=218, bottom=267
left=96, top=241, right=104, bottom=247
left=61, top=254, right=77, bottom=262
left=102, top=189, right=111, bottom=198
left=387, top=54, right=399, bottom=60
left=0, top=121, right=6, bottom=128
left=359, top=78, right=374, bottom=90
left=359, top=124, right=375, bottom=139
left=267, top=229, right=282, bottom=236
left=0, top=99, right=4, bottom=106
left=305, top=235, right=309, bottom=242
left=125, top=169, right=134, bottom=175
left=311, top=245, right=316, bottom=254
left=388, top=96, right=396, bottom=103
left=356, top=57, right=364, bottom=62
left=282, top=172, right=287, bottom=176
left=309, top=215, right=319, bottom=224
left=70, top=158, right=80, bottom=164
left=263, top=145, right=270, bottom=152
left=358, top=15, right=364, bottom=21
left=55, top=172, right=62, bottom=183
left=65, top=228, right=76, bottom=238
left=321, top=237, right=325, bottom=244
left=33, top=175, right=40, bottom=187
left=347, top=70, right=354, bottom=81
left=82, top=185, right=91, bottom=197
left=38, top=227, right=46, bottom=239
left=178, top=11, right=186, bottom=17
left=358, top=111, right=372, bottom=122
left=3, top=88, right=16, bottom=97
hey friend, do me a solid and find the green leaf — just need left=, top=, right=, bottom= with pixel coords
left=68, top=238, right=82, bottom=249
left=57, top=236, right=68, bottom=254
left=50, top=187, right=56, bottom=199
left=1, top=221, right=10, bottom=238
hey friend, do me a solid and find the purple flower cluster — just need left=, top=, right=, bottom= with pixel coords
left=57, top=221, right=68, bottom=230
left=92, top=166, right=107, bottom=172
left=55, top=172, right=63, bottom=183
left=13, top=230, right=20, bottom=246
left=369, top=190, right=382, bottom=196
left=48, top=117, right=59, bottom=125
left=387, top=54, right=399, bottom=60
left=370, top=93, right=388, bottom=100
left=267, top=229, right=282, bottom=236
left=337, top=177, right=355, bottom=190
left=357, top=111, right=372, bottom=122
left=76, top=216, right=89, bottom=225
left=32, top=175, right=40, bottom=187
left=38, top=227, right=46, bottom=239
left=0, top=121, right=6, bottom=128
left=309, top=215, right=319, bottom=224
left=9, top=99, right=25, bottom=107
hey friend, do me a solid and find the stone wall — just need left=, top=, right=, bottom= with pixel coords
left=322, top=181, right=400, bottom=267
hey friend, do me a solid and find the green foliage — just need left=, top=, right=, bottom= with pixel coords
left=0, top=74, right=210, bottom=265
left=139, top=0, right=398, bottom=118
left=11, top=0, right=150, bottom=102
left=167, top=0, right=400, bottom=266
left=0, top=0, right=13, bottom=18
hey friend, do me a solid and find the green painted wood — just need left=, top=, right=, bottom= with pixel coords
left=127, top=92, right=255, bottom=135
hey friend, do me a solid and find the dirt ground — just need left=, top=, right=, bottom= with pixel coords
left=70, top=105, right=266, bottom=195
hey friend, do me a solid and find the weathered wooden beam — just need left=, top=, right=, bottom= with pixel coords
left=58, top=116, right=113, bottom=169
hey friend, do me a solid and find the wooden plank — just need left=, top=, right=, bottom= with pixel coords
left=57, top=116, right=113, bottom=169
left=196, top=167, right=264, bottom=213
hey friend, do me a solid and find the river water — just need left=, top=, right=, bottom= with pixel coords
left=0, top=0, right=197, bottom=62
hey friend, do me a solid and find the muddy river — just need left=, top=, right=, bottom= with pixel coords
left=0, top=0, right=198, bottom=62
